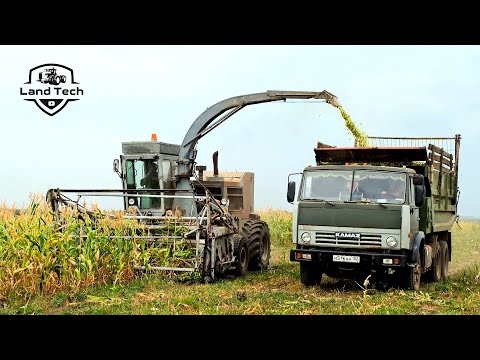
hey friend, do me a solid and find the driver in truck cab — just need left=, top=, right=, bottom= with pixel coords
left=343, top=178, right=363, bottom=200
left=380, top=181, right=405, bottom=200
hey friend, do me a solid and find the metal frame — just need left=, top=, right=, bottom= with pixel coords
left=46, top=188, right=236, bottom=279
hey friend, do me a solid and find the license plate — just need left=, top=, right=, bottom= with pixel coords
left=333, top=255, right=360, bottom=263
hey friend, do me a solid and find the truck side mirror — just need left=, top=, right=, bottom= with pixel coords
left=414, top=184, right=426, bottom=207
left=287, top=181, right=296, bottom=203
left=413, top=175, right=424, bottom=186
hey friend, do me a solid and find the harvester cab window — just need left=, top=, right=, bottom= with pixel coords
left=141, top=161, right=160, bottom=189
left=227, top=187, right=243, bottom=210
left=161, top=159, right=174, bottom=211
left=125, top=159, right=161, bottom=210
left=161, top=160, right=172, bottom=186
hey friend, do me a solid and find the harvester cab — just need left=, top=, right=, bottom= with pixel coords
left=114, top=135, right=180, bottom=215
left=115, top=135, right=257, bottom=231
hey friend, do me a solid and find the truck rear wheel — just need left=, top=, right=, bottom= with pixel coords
left=424, top=243, right=442, bottom=283
left=242, top=220, right=271, bottom=271
left=300, top=262, right=323, bottom=286
left=439, top=240, right=449, bottom=280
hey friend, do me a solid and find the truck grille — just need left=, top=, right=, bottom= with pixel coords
left=314, top=232, right=382, bottom=247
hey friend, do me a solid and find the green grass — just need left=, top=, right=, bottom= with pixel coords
left=3, top=261, right=480, bottom=315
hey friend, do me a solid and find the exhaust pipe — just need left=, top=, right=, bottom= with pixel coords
left=213, top=151, right=218, bottom=177
left=196, top=165, right=206, bottom=180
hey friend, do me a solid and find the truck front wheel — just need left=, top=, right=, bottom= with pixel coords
left=300, top=262, right=323, bottom=286
left=401, top=251, right=421, bottom=291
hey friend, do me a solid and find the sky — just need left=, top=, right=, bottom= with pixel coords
left=0, top=45, right=478, bottom=217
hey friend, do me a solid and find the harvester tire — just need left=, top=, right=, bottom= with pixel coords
left=242, top=219, right=271, bottom=271
left=233, top=234, right=249, bottom=277
left=202, top=246, right=214, bottom=283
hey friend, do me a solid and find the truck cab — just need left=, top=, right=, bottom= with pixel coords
left=288, top=164, right=425, bottom=285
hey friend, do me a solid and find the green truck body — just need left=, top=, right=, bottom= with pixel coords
left=288, top=135, right=461, bottom=290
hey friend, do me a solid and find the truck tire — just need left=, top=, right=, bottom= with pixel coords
left=439, top=240, right=449, bottom=280
left=424, top=243, right=442, bottom=283
left=402, top=250, right=421, bottom=290
left=242, top=220, right=271, bottom=271
left=233, top=234, right=249, bottom=277
left=300, top=262, right=322, bottom=286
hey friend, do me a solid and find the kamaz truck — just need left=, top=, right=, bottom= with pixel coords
left=288, top=135, right=461, bottom=290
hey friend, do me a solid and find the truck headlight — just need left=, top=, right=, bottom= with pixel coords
left=301, top=232, right=311, bottom=244
left=386, top=236, right=397, bottom=248
left=128, top=198, right=135, bottom=205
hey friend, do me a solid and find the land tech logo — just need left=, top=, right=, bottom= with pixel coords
left=21, top=63, right=84, bottom=116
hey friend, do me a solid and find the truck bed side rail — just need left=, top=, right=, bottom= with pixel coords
left=367, top=135, right=461, bottom=204
left=367, top=135, right=461, bottom=174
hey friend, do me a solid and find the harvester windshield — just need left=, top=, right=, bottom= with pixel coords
left=125, top=159, right=161, bottom=209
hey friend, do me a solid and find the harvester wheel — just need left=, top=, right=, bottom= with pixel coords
left=242, top=219, right=271, bottom=271
left=202, top=246, right=214, bottom=283
left=60, top=75, right=66, bottom=83
left=233, top=234, right=249, bottom=277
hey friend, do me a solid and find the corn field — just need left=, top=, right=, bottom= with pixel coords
left=0, top=194, right=198, bottom=297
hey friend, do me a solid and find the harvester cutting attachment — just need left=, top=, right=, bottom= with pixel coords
left=46, top=188, right=239, bottom=281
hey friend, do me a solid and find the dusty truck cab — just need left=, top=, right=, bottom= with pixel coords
left=288, top=135, right=461, bottom=290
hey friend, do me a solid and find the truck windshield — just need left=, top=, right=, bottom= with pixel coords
left=301, top=170, right=406, bottom=204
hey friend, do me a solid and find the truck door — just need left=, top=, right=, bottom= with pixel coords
left=409, top=177, right=420, bottom=233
